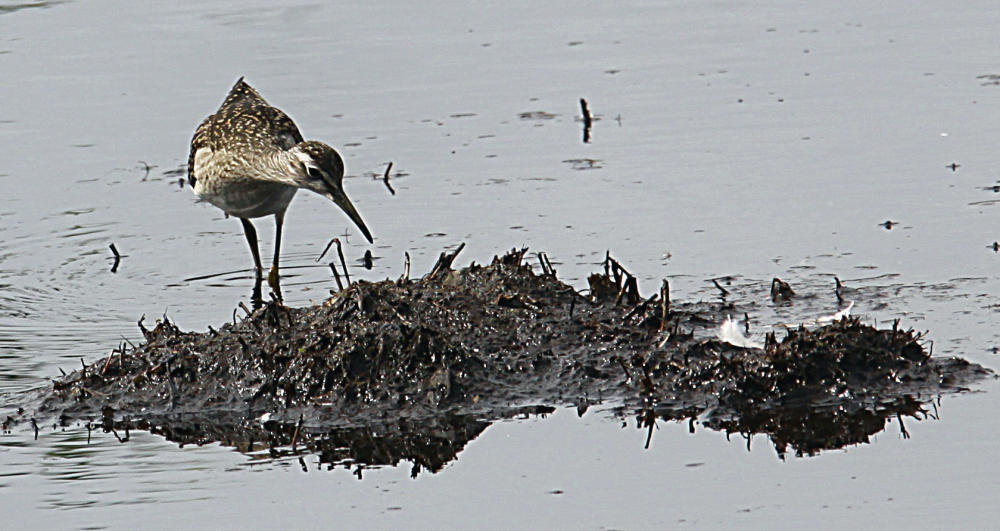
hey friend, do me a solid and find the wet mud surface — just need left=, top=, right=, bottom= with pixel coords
left=4, top=248, right=991, bottom=471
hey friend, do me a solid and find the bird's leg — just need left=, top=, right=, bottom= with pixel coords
left=239, top=218, right=264, bottom=277
left=267, top=211, right=284, bottom=301
left=250, top=274, right=264, bottom=310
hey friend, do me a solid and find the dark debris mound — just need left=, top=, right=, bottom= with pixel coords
left=628, top=318, right=990, bottom=458
left=11, top=246, right=993, bottom=465
left=40, top=247, right=690, bottom=424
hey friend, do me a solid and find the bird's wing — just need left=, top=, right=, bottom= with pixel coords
left=217, top=78, right=304, bottom=149
left=187, top=79, right=305, bottom=186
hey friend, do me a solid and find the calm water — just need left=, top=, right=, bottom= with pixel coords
left=3, top=0, right=1000, bottom=528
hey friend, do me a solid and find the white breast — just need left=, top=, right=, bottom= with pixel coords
left=191, top=146, right=215, bottom=197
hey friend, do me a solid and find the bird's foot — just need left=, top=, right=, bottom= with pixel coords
left=267, top=265, right=283, bottom=303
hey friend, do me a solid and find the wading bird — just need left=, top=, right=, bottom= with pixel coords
left=187, top=78, right=373, bottom=297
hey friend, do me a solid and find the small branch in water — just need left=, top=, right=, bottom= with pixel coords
left=109, top=243, right=122, bottom=273
left=711, top=279, right=729, bottom=298
left=138, top=160, right=154, bottom=181
left=111, top=425, right=130, bottom=443
left=382, top=162, right=395, bottom=195
left=835, top=277, right=844, bottom=305
left=580, top=98, right=593, bottom=143
left=316, top=238, right=337, bottom=263
left=335, top=239, right=351, bottom=286
left=537, top=252, right=556, bottom=277
left=770, top=277, right=795, bottom=301
left=329, top=262, right=344, bottom=291
left=363, top=250, right=373, bottom=270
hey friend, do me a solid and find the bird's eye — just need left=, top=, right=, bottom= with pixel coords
left=307, top=167, right=324, bottom=181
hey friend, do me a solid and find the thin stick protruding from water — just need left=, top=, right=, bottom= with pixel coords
left=109, top=243, right=121, bottom=273
left=712, top=278, right=729, bottom=297
left=316, top=238, right=336, bottom=263
left=334, top=238, right=351, bottom=286
left=329, top=262, right=344, bottom=291
left=537, top=252, right=556, bottom=277
left=383, top=162, right=395, bottom=195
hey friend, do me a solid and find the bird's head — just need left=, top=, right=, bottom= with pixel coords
left=291, top=141, right=373, bottom=244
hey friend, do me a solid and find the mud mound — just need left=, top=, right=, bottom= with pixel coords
left=5, top=247, right=992, bottom=469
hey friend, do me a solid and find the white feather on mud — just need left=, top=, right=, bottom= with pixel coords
left=717, top=315, right=764, bottom=349
left=717, top=301, right=855, bottom=349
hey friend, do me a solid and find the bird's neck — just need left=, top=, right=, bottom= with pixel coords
left=256, top=150, right=306, bottom=186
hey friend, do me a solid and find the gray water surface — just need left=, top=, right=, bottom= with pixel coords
left=3, top=0, right=1000, bottom=528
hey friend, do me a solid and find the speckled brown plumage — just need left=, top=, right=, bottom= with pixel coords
left=187, top=77, right=303, bottom=188
left=184, top=78, right=373, bottom=299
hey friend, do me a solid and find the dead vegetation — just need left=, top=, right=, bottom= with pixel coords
left=6, top=246, right=990, bottom=469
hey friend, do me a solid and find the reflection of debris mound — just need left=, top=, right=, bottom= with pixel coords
left=140, top=409, right=525, bottom=478
left=8, top=247, right=993, bottom=471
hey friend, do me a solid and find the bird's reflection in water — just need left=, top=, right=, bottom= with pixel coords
left=183, top=263, right=337, bottom=310
left=249, top=272, right=281, bottom=310
left=251, top=274, right=264, bottom=309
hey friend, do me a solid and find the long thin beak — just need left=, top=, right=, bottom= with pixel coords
left=325, top=188, right=373, bottom=244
